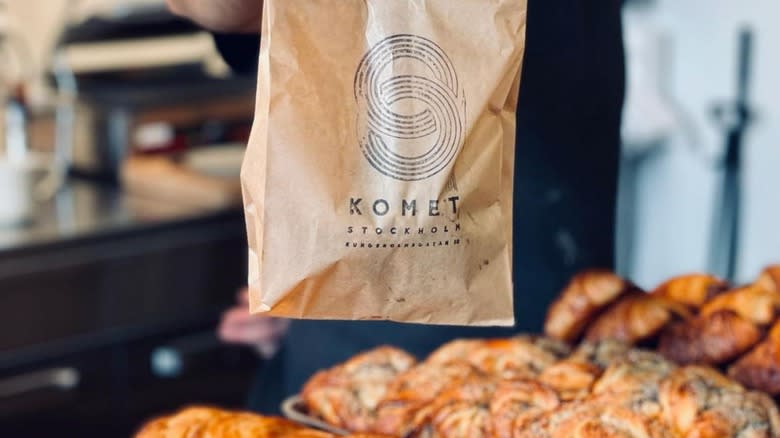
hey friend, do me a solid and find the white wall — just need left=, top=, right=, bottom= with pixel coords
left=625, top=0, right=780, bottom=288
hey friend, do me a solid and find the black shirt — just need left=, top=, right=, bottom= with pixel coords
left=214, top=0, right=624, bottom=412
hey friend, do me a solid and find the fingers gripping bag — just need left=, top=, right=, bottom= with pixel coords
left=241, top=0, right=527, bottom=326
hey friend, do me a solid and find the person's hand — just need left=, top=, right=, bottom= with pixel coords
left=166, top=0, right=262, bottom=33
left=218, top=288, right=290, bottom=359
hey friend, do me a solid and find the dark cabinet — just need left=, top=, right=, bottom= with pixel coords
left=0, top=208, right=260, bottom=436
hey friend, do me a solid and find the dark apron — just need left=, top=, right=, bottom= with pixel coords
left=240, top=0, right=625, bottom=414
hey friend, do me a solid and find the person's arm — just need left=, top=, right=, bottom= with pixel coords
left=167, top=2, right=279, bottom=356
left=166, top=0, right=262, bottom=33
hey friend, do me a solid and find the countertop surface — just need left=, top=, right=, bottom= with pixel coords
left=0, top=178, right=242, bottom=256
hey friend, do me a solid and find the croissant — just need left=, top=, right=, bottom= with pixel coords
left=657, top=310, right=762, bottom=365
left=544, top=270, right=634, bottom=342
left=728, top=320, right=780, bottom=396
left=700, top=284, right=780, bottom=325
left=583, top=291, right=691, bottom=344
left=757, top=265, right=780, bottom=293
left=301, top=346, right=416, bottom=432
left=650, top=274, right=729, bottom=309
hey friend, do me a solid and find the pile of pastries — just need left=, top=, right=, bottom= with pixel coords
left=301, top=338, right=779, bottom=437
left=138, top=265, right=780, bottom=437
left=134, top=406, right=389, bottom=438
left=300, top=265, right=780, bottom=437
left=544, top=265, right=780, bottom=395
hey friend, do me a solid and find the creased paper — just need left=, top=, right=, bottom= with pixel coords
left=241, top=0, right=527, bottom=326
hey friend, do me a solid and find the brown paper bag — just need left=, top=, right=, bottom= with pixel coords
left=241, top=0, right=527, bottom=326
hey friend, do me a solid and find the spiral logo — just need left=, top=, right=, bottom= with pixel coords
left=354, top=35, right=465, bottom=181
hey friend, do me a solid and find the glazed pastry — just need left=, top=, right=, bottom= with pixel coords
left=469, top=337, right=568, bottom=379
left=537, top=360, right=601, bottom=401
left=729, top=320, right=780, bottom=395
left=412, top=375, right=497, bottom=438
left=489, top=379, right=560, bottom=438
left=657, top=310, right=762, bottom=365
left=548, top=405, right=672, bottom=438
left=756, top=265, right=780, bottom=293
left=134, top=407, right=332, bottom=438
left=136, top=406, right=231, bottom=438
left=650, top=274, right=729, bottom=309
left=426, top=336, right=566, bottom=379
left=591, top=349, right=676, bottom=398
left=302, top=346, right=416, bottom=431
left=528, top=335, right=573, bottom=359
left=583, top=291, right=691, bottom=344
left=372, top=361, right=477, bottom=436
left=567, top=339, right=633, bottom=369
left=771, top=318, right=780, bottom=341
left=659, top=366, right=780, bottom=437
left=201, top=413, right=331, bottom=438
left=700, top=284, right=780, bottom=325
left=425, top=339, right=486, bottom=367
left=544, top=270, right=634, bottom=342
left=516, top=395, right=673, bottom=438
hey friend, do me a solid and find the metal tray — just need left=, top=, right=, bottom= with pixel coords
left=281, top=395, right=350, bottom=435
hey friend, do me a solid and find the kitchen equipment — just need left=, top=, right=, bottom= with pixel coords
left=49, top=4, right=254, bottom=181
left=0, top=156, right=49, bottom=226
left=281, top=396, right=349, bottom=435
left=0, top=14, right=59, bottom=226
left=71, top=71, right=254, bottom=180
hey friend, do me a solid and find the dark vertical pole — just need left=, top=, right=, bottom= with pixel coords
left=709, top=28, right=753, bottom=282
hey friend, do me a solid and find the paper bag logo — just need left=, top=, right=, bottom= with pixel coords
left=354, top=34, right=465, bottom=181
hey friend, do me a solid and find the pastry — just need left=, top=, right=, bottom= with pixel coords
left=659, top=366, right=780, bottom=437
left=757, top=265, right=780, bottom=293
left=411, top=375, right=497, bottom=438
left=516, top=394, right=673, bottom=438
left=544, top=270, right=634, bottom=342
left=134, top=407, right=332, bottom=438
left=567, top=339, right=633, bottom=369
left=302, top=346, right=416, bottom=431
left=426, top=336, right=567, bottom=379
left=650, top=274, right=729, bottom=309
left=372, top=362, right=477, bottom=436
left=729, top=320, right=780, bottom=395
left=537, top=360, right=602, bottom=401
left=548, top=404, right=671, bottom=438
left=583, top=292, right=691, bottom=344
left=657, top=310, right=762, bottom=365
left=489, top=379, right=560, bottom=438
left=700, top=284, right=780, bottom=325
left=591, top=349, right=675, bottom=398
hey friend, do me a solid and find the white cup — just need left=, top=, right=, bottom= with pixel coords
left=0, top=156, right=47, bottom=226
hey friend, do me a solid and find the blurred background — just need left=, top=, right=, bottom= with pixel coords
left=0, top=0, right=777, bottom=436
left=0, top=0, right=256, bottom=435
